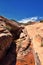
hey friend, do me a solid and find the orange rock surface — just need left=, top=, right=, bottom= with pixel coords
left=26, top=22, right=43, bottom=65
left=0, top=16, right=42, bottom=65
left=16, top=47, right=35, bottom=65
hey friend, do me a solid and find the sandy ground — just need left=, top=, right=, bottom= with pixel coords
left=25, top=22, right=43, bottom=65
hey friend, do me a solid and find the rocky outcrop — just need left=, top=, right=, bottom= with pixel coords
left=16, top=28, right=35, bottom=65
left=26, top=22, right=43, bottom=65
left=0, top=16, right=25, bottom=65
left=0, top=16, right=41, bottom=65
left=0, top=16, right=23, bottom=31
left=0, top=21, right=12, bottom=61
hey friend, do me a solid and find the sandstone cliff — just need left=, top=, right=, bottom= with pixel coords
left=0, top=16, right=42, bottom=65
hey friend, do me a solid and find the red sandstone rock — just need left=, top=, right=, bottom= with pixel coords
left=0, top=21, right=12, bottom=60
left=16, top=28, right=35, bottom=65
left=16, top=45, right=35, bottom=65
left=0, top=16, right=41, bottom=65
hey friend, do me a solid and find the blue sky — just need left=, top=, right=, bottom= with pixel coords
left=0, top=0, right=43, bottom=22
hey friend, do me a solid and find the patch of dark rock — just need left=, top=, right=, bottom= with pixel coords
left=0, top=42, right=17, bottom=65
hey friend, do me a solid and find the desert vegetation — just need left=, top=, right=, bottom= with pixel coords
left=41, top=38, right=43, bottom=47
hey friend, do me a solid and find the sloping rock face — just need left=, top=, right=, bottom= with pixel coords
left=0, top=16, right=20, bottom=65
left=16, top=28, right=35, bottom=65
left=0, top=16, right=40, bottom=65
left=0, top=21, right=12, bottom=60
left=0, top=16, right=21, bottom=31
left=26, top=22, right=43, bottom=65
left=0, top=16, right=24, bottom=40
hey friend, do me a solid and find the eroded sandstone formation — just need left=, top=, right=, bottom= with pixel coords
left=26, top=22, right=43, bottom=65
left=0, top=16, right=41, bottom=65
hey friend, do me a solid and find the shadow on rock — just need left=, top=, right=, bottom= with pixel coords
left=0, top=42, right=17, bottom=65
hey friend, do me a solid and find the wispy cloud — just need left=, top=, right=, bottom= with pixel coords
left=18, top=16, right=43, bottom=23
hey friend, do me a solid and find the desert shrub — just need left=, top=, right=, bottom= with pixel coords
left=40, top=20, right=43, bottom=22
left=41, top=38, right=43, bottom=47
